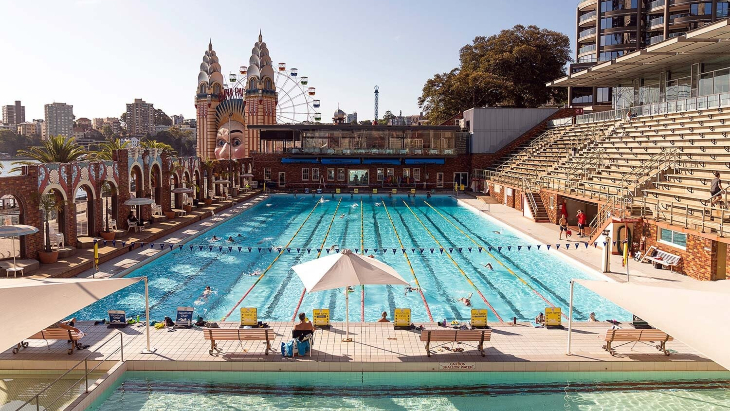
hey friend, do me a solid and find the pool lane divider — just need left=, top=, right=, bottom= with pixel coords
left=291, top=198, right=343, bottom=321
left=222, top=199, right=322, bottom=321
left=360, top=200, right=365, bottom=322
left=423, top=201, right=567, bottom=320
left=382, top=202, right=434, bottom=322
left=401, top=201, right=504, bottom=323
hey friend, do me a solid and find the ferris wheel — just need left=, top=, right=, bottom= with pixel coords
left=226, top=63, right=321, bottom=124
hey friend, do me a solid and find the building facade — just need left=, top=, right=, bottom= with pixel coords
left=346, top=112, right=357, bottom=124
left=2, top=101, right=25, bottom=125
left=125, top=99, right=155, bottom=137
left=44, top=102, right=74, bottom=139
left=16, top=122, right=39, bottom=137
left=572, top=0, right=730, bottom=110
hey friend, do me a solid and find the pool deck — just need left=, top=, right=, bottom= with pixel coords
left=0, top=320, right=717, bottom=373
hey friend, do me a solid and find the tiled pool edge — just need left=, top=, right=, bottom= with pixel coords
left=66, top=361, right=127, bottom=411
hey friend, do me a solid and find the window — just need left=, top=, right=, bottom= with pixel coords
left=549, top=196, right=554, bottom=209
left=717, top=2, right=729, bottom=17
left=690, top=2, right=711, bottom=15
left=660, top=228, right=687, bottom=248
left=312, top=168, right=320, bottom=182
left=264, top=168, right=271, bottom=181
left=403, top=168, right=410, bottom=178
left=337, top=168, right=345, bottom=181
left=327, top=168, right=335, bottom=181
left=264, top=78, right=272, bottom=89
left=597, top=87, right=612, bottom=103
left=377, top=168, right=384, bottom=182
left=436, top=172, right=444, bottom=188
left=249, top=78, right=256, bottom=89
left=413, top=168, right=421, bottom=182
left=302, top=168, right=309, bottom=181
left=386, top=168, right=394, bottom=177
left=199, top=84, right=206, bottom=94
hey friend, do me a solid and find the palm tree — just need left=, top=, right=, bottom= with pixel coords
left=94, top=138, right=129, bottom=161
left=141, top=139, right=177, bottom=156
left=15, top=135, right=87, bottom=165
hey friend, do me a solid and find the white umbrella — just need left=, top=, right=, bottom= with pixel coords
left=0, top=225, right=38, bottom=273
left=213, top=180, right=230, bottom=185
left=292, top=249, right=409, bottom=341
left=124, top=197, right=156, bottom=222
left=240, top=173, right=254, bottom=178
left=171, top=187, right=194, bottom=194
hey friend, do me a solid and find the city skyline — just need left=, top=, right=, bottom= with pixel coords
left=0, top=0, right=576, bottom=123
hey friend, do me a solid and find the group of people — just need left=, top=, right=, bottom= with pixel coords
left=558, top=200, right=588, bottom=240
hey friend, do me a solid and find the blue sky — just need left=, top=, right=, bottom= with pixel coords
left=0, top=0, right=576, bottom=123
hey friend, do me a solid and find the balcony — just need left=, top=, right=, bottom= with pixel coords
left=286, top=147, right=460, bottom=157
left=578, top=28, right=596, bottom=41
left=649, top=16, right=665, bottom=30
left=579, top=11, right=597, bottom=25
left=649, top=34, right=665, bottom=44
left=578, top=44, right=596, bottom=55
left=649, top=0, right=665, bottom=11
left=577, top=0, right=597, bottom=11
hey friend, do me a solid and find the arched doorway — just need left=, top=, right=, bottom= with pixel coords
left=42, top=188, right=67, bottom=251
left=0, top=194, right=23, bottom=260
left=150, top=164, right=162, bottom=205
left=193, top=170, right=202, bottom=201
left=101, top=181, right=118, bottom=232
left=170, top=173, right=180, bottom=209
left=130, top=165, right=143, bottom=198
left=75, top=184, right=94, bottom=237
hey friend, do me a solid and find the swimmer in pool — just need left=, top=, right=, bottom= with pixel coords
left=227, top=236, right=235, bottom=243
left=375, top=202, right=381, bottom=207
left=457, top=293, right=473, bottom=307
left=248, top=270, right=261, bottom=277
left=368, top=255, right=375, bottom=258
left=404, top=286, right=421, bottom=295
left=484, top=263, right=493, bottom=270
left=211, top=236, right=218, bottom=241
left=340, top=214, right=345, bottom=218
left=237, top=234, right=242, bottom=237
left=202, top=286, right=212, bottom=298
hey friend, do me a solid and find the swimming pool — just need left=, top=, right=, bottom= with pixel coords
left=74, top=195, right=629, bottom=323
left=88, top=371, right=730, bottom=410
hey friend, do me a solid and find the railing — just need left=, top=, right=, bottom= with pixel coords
left=289, top=147, right=459, bottom=156
left=579, top=10, right=597, bottom=24
left=649, top=16, right=664, bottom=28
left=589, top=193, right=629, bottom=238
left=577, top=91, right=730, bottom=125
left=578, top=28, right=597, bottom=41
left=578, top=44, right=596, bottom=55
left=649, top=0, right=665, bottom=10
left=521, top=177, right=540, bottom=216
left=649, top=34, right=665, bottom=44
left=547, top=117, right=573, bottom=127
left=642, top=197, right=727, bottom=237
left=16, top=332, right=124, bottom=411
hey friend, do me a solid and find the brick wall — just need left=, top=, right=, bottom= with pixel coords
left=538, top=191, right=560, bottom=224
left=514, top=188, right=523, bottom=212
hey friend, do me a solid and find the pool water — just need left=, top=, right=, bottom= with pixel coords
left=74, top=195, right=629, bottom=323
left=89, top=371, right=730, bottom=410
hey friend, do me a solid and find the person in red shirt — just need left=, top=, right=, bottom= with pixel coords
left=577, top=210, right=587, bottom=237
left=560, top=200, right=568, bottom=221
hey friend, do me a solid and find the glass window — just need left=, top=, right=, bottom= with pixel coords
left=597, top=87, right=612, bottom=103
left=264, top=168, right=271, bottom=181
left=413, top=168, right=421, bottom=182
left=700, top=72, right=714, bottom=96
left=312, top=168, right=320, bottom=182
left=302, top=168, right=309, bottom=181
left=337, top=168, right=345, bottom=181
left=403, top=168, right=410, bottom=178
left=377, top=168, right=384, bottom=182
left=386, top=168, right=394, bottom=177
left=717, top=2, right=729, bottom=17
left=348, top=169, right=368, bottom=186
left=436, top=172, right=444, bottom=188
left=715, top=69, right=730, bottom=94
left=327, top=168, right=335, bottom=181
left=690, top=2, right=711, bottom=15
left=660, top=228, right=687, bottom=248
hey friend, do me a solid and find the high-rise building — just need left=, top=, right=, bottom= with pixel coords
left=125, top=98, right=155, bottom=137
left=346, top=112, right=357, bottom=124
left=171, top=114, right=185, bottom=125
left=93, top=118, right=105, bottom=130
left=16, top=122, right=39, bottom=137
left=2, top=101, right=25, bottom=125
left=44, top=102, right=74, bottom=139
left=571, top=0, right=729, bottom=110
left=77, top=117, right=92, bottom=130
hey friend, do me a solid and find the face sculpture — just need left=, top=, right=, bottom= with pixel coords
left=214, top=120, right=246, bottom=160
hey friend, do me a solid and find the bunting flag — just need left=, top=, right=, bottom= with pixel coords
left=497, top=247, right=502, bottom=252
left=537, top=245, right=541, bottom=250
left=382, top=248, right=387, bottom=254
left=439, top=249, right=444, bottom=254
left=602, top=242, right=607, bottom=247
left=198, top=246, right=204, bottom=251
left=430, top=248, right=434, bottom=253
left=468, top=247, right=472, bottom=252
left=103, top=240, right=108, bottom=246
left=276, top=248, right=282, bottom=253
left=258, top=248, right=262, bottom=253
left=527, top=246, right=531, bottom=251
left=112, top=240, right=117, bottom=247
left=518, top=246, right=522, bottom=251
left=335, top=249, right=340, bottom=253
left=585, top=243, right=590, bottom=249
left=478, top=247, right=483, bottom=253
left=420, top=248, right=424, bottom=253
left=248, top=247, right=252, bottom=252
left=576, top=244, right=582, bottom=249
left=209, top=246, right=213, bottom=251
left=326, top=249, right=330, bottom=254
left=150, top=243, right=155, bottom=249
left=121, top=242, right=126, bottom=247
left=364, top=249, right=368, bottom=253
left=612, top=241, right=617, bottom=247
left=411, top=248, right=415, bottom=253
left=286, top=248, right=290, bottom=253
left=297, top=248, right=300, bottom=253
left=307, top=249, right=311, bottom=253
left=238, top=247, right=242, bottom=252
left=354, top=248, right=359, bottom=254
left=139, top=242, right=145, bottom=247
left=448, top=248, right=453, bottom=253
left=218, top=246, right=223, bottom=252
left=402, top=248, right=406, bottom=254
left=488, top=247, right=493, bottom=252
left=546, top=245, right=551, bottom=250
left=458, top=248, right=462, bottom=253
left=228, top=246, right=233, bottom=252
left=507, top=246, right=511, bottom=251
left=556, top=244, right=561, bottom=250
left=179, top=245, right=183, bottom=250
left=268, top=248, right=273, bottom=253
left=169, top=244, right=174, bottom=250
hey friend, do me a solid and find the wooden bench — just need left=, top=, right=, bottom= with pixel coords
left=14, top=328, right=85, bottom=355
left=420, top=329, right=491, bottom=357
left=644, top=249, right=681, bottom=272
left=203, top=328, right=276, bottom=356
left=603, top=329, right=673, bottom=356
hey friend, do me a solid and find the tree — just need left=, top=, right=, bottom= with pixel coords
left=418, top=24, right=571, bottom=124
left=358, top=120, right=373, bottom=126
left=154, top=109, right=172, bottom=126
left=15, top=135, right=87, bottom=165
left=101, top=124, right=113, bottom=139
left=94, top=138, right=129, bottom=160
left=380, top=110, right=395, bottom=125
left=141, top=139, right=177, bottom=156
left=0, top=130, right=42, bottom=156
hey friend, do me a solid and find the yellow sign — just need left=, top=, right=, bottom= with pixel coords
left=410, top=189, right=416, bottom=194
left=545, top=307, right=561, bottom=327
left=335, top=188, right=341, bottom=194
left=391, top=189, right=397, bottom=194
left=373, top=189, right=378, bottom=194
left=394, top=308, right=411, bottom=327
left=313, top=309, right=330, bottom=327
left=240, top=307, right=257, bottom=326
left=353, top=188, right=359, bottom=194
left=460, top=184, right=465, bottom=191
left=471, top=309, right=488, bottom=328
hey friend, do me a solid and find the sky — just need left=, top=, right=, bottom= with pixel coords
left=0, top=0, right=577, bottom=123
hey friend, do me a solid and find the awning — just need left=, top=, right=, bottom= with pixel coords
left=0, top=277, right=143, bottom=353
left=549, top=19, right=730, bottom=88
left=404, top=158, right=445, bottom=165
left=281, top=158, right=319, bottom=164
left=320, top=158, right=361, bottom=165
left=574, top=279, right=730, bottom=371
left=362, top=158, right=401, bottom=165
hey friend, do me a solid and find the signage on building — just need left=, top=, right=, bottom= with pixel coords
left=439, top=362, right=475, bottom=370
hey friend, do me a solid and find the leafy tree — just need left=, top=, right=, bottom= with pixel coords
left=154, top=109, right=172, bottom=126
left=379, top=110, right=395, bottom=125
left=0, top=130, right=42, bottom=156
left=15, top=135, right=87, bottom=165
left=94, top=138, right=129, bottom=160
left=358, top=120, right=373, bottom=126
left=141, top=139, right=177, bottom=156
left=150, top=126, right=195, bottom=156
left=418, top=24, right=571, bottom=124
left=101, top=124, right=114, bottom=139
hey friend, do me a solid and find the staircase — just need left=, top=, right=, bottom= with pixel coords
left=525, top=191, right=550, bottom=222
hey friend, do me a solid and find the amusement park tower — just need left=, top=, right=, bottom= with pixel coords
left=195, top=32, right=278, bottom=161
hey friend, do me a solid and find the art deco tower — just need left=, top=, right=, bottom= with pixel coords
left=195, top=40, right=224, bottom=160
left=244, top=31, right=278, bottom=155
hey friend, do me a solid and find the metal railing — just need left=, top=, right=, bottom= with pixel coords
left=16, top=332, right=124, bottom=411
left=579, top=10, right=597, bottom=23
left=576, top=92, right=730, bottom=125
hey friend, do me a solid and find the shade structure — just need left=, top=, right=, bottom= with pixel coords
left=171, top=187, right=194, bottom=194
left=571, top=279, right=730, bottom=371
left=0, top=277, right=146, bottom=354
left=213, top=180, right=230, bottom=185
left=240, top=173, right=254, bottom=178
left=123, top=197, right=155, bottom=206
left=292, top=249, right=409, bottom=341
left=0, top=225, right=39, bottom=273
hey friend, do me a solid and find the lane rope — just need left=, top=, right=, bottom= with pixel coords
left=360, top=200, right=365, bottom=322
left=423, top=201, right=567, bottom=319
left=402, top=200, right=504, bottom=322
left=222, top=199, right=321, bottom=321
left=291, top=199, right=343, bottom=321
left=382, top=202, right=434, bottom=322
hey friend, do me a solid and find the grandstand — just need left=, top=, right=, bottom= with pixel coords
left=479, top=19, right=730, bottom=281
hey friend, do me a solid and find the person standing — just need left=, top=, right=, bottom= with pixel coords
left=559, top=214, right=568, bottom=240
left=560, top=200, right=568, bottom=222
left=711, top=171, right=723, bottom=207
left=577, top=210, right=587, bottom=238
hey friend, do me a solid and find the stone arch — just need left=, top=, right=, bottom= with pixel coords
left=150, top=163, right=162, bottom=205
left=41, top=187, right=68, bottom=249
left=169, top=172, right=181, bottom=209
left=0, top=193, right=25, bottom=261
left=74, top=182, right=95, bottom=237
left=129, top=164, right=144, bottom=198
left=101, top=180, right=119, bottom=232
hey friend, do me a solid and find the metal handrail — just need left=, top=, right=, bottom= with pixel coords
left=16, top=332, right=124, bottom=411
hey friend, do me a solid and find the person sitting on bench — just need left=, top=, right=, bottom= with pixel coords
left=294, top=312, right=314, bottom=331
left=50, top=318, right=80, bottom=334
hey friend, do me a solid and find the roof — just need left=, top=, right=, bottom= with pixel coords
left=576, top=279, right=730, bottom=371
left=548, top=19, right=730, bottom=88
left=248, top=124, right=460, bottom=131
